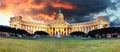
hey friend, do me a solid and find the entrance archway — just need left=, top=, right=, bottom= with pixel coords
left=69, top=31, right=86, bottom=37
left=34, top=31, right=49, bottom=36
left=103, top=24, right=108, bottom=28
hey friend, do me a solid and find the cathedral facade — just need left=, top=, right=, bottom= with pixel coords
left=10, top=10, right=110, bottom=36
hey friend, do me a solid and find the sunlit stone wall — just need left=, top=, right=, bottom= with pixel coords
left=10, top=10, right=109, bottom=36
left=10, top=16, right=109, bottom=36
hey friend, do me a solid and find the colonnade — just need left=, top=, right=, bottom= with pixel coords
left=11, top=22, right=100, bottom=35
left=17, top=23, right=48, bottom=34
left=49, top=27, right=72, bottom=36
left=71, top=25, right=100, bottom=33
left=10, top=17, right=102, bottom=36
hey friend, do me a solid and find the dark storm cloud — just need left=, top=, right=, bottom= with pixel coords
left=1, top=0, right=111, bottom=23
left=30, top=0, right=111, bottom=23
left=61, top=0, right=111, bottom=23
left=30, top=5, right=56, bottom=16
left=32, top=0, right=111, bottom=16
left=31, top=0, right=43, bottom=5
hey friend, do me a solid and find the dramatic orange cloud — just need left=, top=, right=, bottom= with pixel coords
left=0, top=0, right=75, bottom=23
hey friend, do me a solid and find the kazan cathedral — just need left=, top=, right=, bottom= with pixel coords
left=10, top=10, right=110, bottom=36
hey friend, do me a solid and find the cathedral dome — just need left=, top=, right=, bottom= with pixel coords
left=56, top=10, right=64, bottom=22
left=57, top=10, right=64, bottom=17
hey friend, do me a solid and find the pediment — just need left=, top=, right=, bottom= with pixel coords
left=49, top=21, right=69, bottom=27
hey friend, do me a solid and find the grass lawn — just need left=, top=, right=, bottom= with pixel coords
left=0, top=37, right=120, bottom=52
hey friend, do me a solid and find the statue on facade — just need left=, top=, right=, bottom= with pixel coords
left=57, top=30, right=61, bottom=38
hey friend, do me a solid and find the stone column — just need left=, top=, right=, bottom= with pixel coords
left=33, top=26, right=35, bottom=31
left=93, top=26, right=95, bottom=30
left=90, top=26, right=92, bottom=31
left=92, top=26, right=94, bottom=30
left=39, top=27, right=40, bottom=31
left=34, top=26, right=36, bottom=33
left=90, top=26, right=93, bottom=31
left=38, top=26, right=39, bottom=31
left=88, top=26, right=90, bottom=32
left=35, top=26, right=37, bottom=32
left=23, top=25, right=25, bottom=29
left=33, top=26, right=35, bottom=32
left=66, top=28, right=68, bottom=36
left=22, top=25, right=24, bottom=29
left=32, top=26, right=34, bottom=33
left=37, top=27, right=39, bottom=31
left=40, top=27, right=42, bottom=31
left=52, top=28, right=53, bottom=36
left=83, top=27, right=85, bottom=32
left=68, top=28, right=70, bottom=35
left=94, top=25, right=96, bottom=29
left=36, top=26, right=38, bottom=31
left=84, top=27, right=86, bottom=33
left=25, top=25, right=27, bottom=30
left=31, top=26, right=33, bottom=31
left=79, top=27, right=81, bottom=31
left=69, top=28, right=71, bottom=35
left=81, top=27, right=83, bottom=31
left=55, top=28, right=56, bottom=35
left=19, top=24, right=21, bottom=28
left=63, top=28, right=65, bottom=36
left=30, top=26, right=33, bottom=33
left=86, top=27, right=88, bottom=33
left=17, top=24, right=20, bottom=29
left=30, top=26, right=32, bottom=33
left=81, top=27, right=83, bottom=32
left=21, top=25, right=23, bottom=29
left=26, top=25, right=28, bottom=31
left=27, top=26, right=29, bottom=32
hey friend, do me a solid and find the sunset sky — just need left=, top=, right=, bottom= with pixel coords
left=0, top=0, right=120, bottom=26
